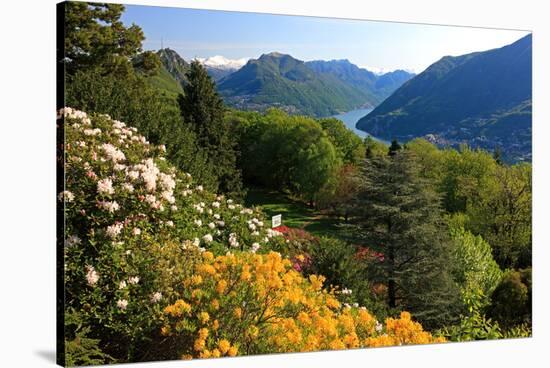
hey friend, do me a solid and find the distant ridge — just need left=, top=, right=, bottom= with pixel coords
left=356, top=35, right=532, bottom=162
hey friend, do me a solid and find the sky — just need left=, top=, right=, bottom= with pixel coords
left=121, top=4, right=530, bottom=74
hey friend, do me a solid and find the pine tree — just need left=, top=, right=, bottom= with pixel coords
left=178, top=61, right=244, bottom=198
left=351, top=151, right=462, bottom=329
left=388, top=139, right=402, bottom=156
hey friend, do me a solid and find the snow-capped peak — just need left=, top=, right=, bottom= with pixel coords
left=197, top=55, right=249, bottom=70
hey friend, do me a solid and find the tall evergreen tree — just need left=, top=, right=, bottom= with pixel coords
left=351, top=151, right=462, bottom=329
left=178, top=61, right=244, bottom=198
left=388, top=139, right=402, bottom=156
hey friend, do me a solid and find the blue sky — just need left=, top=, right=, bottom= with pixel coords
left=121, top=4, right=530, bottom=73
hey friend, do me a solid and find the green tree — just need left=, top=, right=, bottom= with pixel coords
left=465, top=164, right=532, bottom=269
left=388, top=139, right=402, bottom=156
left=63, top=2, right=147, bottom=75
left=319, top=118, right=365, bottom=165
left=351, top=151, right=462, bottom=329
left=449, top=224, right=503, bottom=306
left=178, top=61, right=244, bottom=198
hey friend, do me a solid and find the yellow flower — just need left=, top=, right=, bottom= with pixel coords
left=181, top=354, right=193, bottom=360
left=194, top=338, right=206, bottom=351
left=227, top=346, right=238, bottom=357
left=216, top=279, right=227, bottom=294
left=199, top=311, right=210, bottom=324
left=202, top=251, right=214, bottom=261
left=211, top=299, right=220, bottom=310
left=191, top=275, right=203, bottom=285
left=234, top=307, right=242, bottom=319
left=198, top=328, right=209, bottom=339
left=211, top=349, right=221, bottom=358
left=212, top=319, right=219, bottom=330
left=218, top=339, right=231, bottom=354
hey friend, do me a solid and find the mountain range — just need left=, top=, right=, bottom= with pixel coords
left=152, top=48, right=414, bottom=117
left=217, top=53, right=414, bottom=117
left=356, top=34, right=532, bottom=162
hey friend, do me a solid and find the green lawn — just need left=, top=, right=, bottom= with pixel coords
left=244, top=187, right=355, bottom=242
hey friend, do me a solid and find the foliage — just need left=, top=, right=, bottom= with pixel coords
left=178, top=61, right=244, bottom=199
left=318, top=118, right=365, bottom=165
left=303, top=237, right=383, bottom=315
left=66, top=68, right=218, bottom=192
left=316, top=164, right=361, bottom=219
left=449, top=224, right=503, bottom=307
left=438, top=288, right=531, bottom=341
left=365, top=136, right=388, bottom=159
left=465, top=164, right=532, bottom=269
left=407, top=139, right=532, bottom=270
left=233, top=108, right=341, bottom=203
left=63, top=2, right=146, bottom=75
left=487, top=269, right=532, bottom=329
left=60, top=108, right=288, bottom=361
left=160, top=251, right=444, bottom=359
left=350, top=151, right=462, bottom=329
left=357, top=35, right=532, bottom=162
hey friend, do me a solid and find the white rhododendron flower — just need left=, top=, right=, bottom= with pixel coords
left=193, top=238, right=200, bottom=247
left=98, top=200, right=120, bottom=213
left=251, top=242, right=260, bottom=253
left=202, top=234, right=213, bottom=243
left=85, top=265, right=99, bottom=286
left=97, top=178, right=115, bottom=195
left=128, top=276, right=140, bottom=285
left=229, top=233, right=239, bottom=248
left=196, top=185, right=203, bottom=191
left=166, top=221, right=174, bottom=227
left=150, top=292, right=162, bottom=303
left=101, top=143, right=126, bottom=162
left=59, top=190, right=75, bottom=202
left=213, top=214, right=220, bottom=220
left=106, top=222, right=123, bottom=238
left=194, top=219, right=202, bottom=227
left=122, top=183, right=134, bottom=193
left=208, top=222, right=216, bottom=229
left=65, top=235, right=81, bottom=247
left=119, top=281, right=127, bottom=289
left=212, top=201, right=220, bottom=208
left=132, top=228, right=141, bottom=236
left=117, top=299, right=128, bottom=310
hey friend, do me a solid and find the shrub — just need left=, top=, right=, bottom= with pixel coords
left=160, top=251, right=444, bottom=359
left=487, top=269, right=531, bottom=329
left=60, top=107, right=444, bottom=363
left=60, top=108, right=286, bottom=361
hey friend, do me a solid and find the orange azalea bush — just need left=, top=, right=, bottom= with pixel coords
left=161, top=251, right=444, bottom=359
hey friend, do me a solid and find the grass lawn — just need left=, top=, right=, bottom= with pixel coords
left=245, top=187, right=356, bottom=242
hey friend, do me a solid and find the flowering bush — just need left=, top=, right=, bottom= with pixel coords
left=160, top=251, right=444, bottom=360
left=59, top=107, right=443, bottom=364
left=60, top=108, right=285, bottom=361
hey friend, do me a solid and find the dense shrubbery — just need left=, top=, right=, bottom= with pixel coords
left=230, top=109, right=366, bottom=205
left=60, top=108, right=441, bottom=364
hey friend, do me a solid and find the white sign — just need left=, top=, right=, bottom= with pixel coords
left=272, top=214, right=282, bottom=228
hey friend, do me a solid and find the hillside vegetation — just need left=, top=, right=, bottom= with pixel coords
left=357, top=35, right=532, bottom=162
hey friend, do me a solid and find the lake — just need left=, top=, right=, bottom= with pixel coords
left=332, top=108, right=389, bottom=144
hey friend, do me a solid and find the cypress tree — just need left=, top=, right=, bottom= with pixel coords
left=178, top=61, right=244, bottom=198
left=352, top=150, right=462, bottom=329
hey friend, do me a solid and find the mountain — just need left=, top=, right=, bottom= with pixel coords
left=157, top=48, right=189, bottom=85
left=356, top=35, right=532, bottom=162
left=217, top=53, right=414, bottom=117
left=198, top=55, right=249, bottom=81
left=305, top=59, right=414, bottom=104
